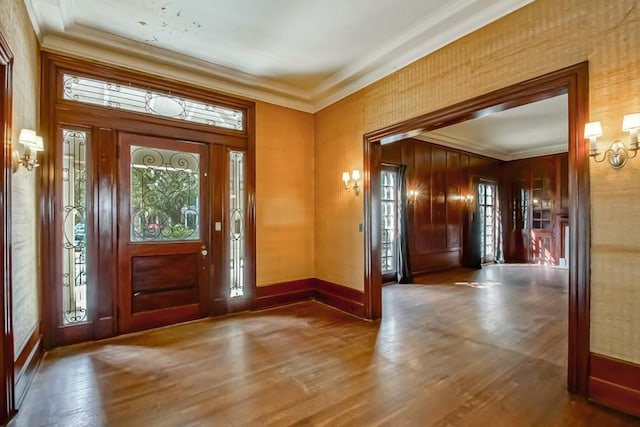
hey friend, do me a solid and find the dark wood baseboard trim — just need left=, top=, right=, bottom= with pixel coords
left=95, top=316, right=116, bottom=341
left=255, top=278, right=366, bottom=318
left=255, top=279, right=315, bottom=309
left=314, top=279, right=366, bottom=318
left=589, top=353, right=640, bottom=417
left=14, top=326, right=42, bottom=408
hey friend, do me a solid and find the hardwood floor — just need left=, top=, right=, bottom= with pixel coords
left=11, top=265, right=640, bottom=426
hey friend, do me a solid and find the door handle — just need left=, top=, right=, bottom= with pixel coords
left=201, top=245, right=208, bottom=257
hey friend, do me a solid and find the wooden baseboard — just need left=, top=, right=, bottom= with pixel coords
left=255, top=278, right=365, bottom=318
left=255, top=279, right=315, bottom=309
left=14, top=325, right=42, bottom=408
left=314, top=279, right=365, bottom=318
left=589, top=353, right=640, bottom=417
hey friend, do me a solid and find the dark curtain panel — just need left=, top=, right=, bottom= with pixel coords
left=495, top=184, right=505, bottom=263
left=396, top=165, right=413, bottom=283
left=467, top=181, right=482, bottom=269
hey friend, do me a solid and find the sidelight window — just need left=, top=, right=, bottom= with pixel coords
left=63, top=74, right=244, bottom=131
left=62, top=129, right=88, bottom=324
left=229, top=151, right=245, bottom=297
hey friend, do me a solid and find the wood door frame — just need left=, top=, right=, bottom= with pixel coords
left=0, top=32, right=14, bottom=424
left=363, top=62, right=590, bottom=396
left=40, top=52, right=257, bottom=348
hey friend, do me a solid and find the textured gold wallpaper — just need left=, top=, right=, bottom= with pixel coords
left=256, top=102, right=315, bottom=285
left=315, top=0, right=640, bottom=363
left=0, top=0, right=41, bottom=356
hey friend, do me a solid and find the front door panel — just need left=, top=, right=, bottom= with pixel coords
left=118, top=133, right=210, bottom=333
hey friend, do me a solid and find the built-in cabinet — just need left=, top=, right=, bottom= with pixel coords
left=503, top=153, right=568, bottom=265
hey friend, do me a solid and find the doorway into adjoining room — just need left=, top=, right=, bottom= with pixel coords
left=366, top=63, right=590, bottom=396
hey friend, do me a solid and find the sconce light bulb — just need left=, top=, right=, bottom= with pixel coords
left=342, top=171, right=350, bottom=183
left=351, top=169, right=361, bottom=181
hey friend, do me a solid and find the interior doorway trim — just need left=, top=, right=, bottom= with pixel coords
left=0, top=31, right=14, bottom=423
left=363, top=62, right=590, bottom=396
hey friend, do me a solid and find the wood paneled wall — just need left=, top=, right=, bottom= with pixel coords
left=383, top=139, right=569, bottom=275
left=381, top=138, right=499, bottom=274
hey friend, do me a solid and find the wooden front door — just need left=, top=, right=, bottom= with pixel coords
left=117, top=133, right=210, bottom=333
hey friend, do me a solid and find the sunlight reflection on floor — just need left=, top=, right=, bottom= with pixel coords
left=453, top=281, right=502, bottom=289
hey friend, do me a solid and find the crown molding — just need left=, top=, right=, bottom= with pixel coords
left=509, top=143, right=568, bottom=160
left=23, top=0, right=43, bottom=40
left=416, top=133, right=509, bottom=160
left=27, top=0, right=533, bottom=113
left=417, top=132, right=568, bottom=161
left=310, top=0, right=535, bottom=111
left=42, top=33, right=316, bottom=113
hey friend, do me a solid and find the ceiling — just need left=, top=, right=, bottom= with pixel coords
left=416, top=94, right=568, bottom=160
left=25, top=0, right=534, bottom=112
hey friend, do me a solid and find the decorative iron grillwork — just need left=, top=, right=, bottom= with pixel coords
left=229, top=151, right=245, bottom=297
left=63, top=74, right=244, bottom=131
left=130, top=146, right=200, bottom=242
left=62, top=130, right=88, bottom=324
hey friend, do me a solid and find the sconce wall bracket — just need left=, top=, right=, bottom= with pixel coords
left=586, top=115, right=640, bottom=169
left=12, top=148, right=41, bottom=173
left=12, top=129, right=44, bottom=173
left=342, top=169, right=361, bottom=196
left=590, top=140, right=638, bottom=169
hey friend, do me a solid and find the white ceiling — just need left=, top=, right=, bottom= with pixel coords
left=416, top=94, right=568, bottom=161
left=25, top=0, right=534, bottom=112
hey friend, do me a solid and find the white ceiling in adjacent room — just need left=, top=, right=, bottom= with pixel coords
left=25, top=0, right=534, bottom=111
left=417, top=94, right=569, bottom=160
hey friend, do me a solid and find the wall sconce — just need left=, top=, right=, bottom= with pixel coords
left=585, top=113, right=640, bottom=169
left=463, top=194, right=474, bottom=205
left=12, top=129, right=44, bottom=173
left=407, top=189, right=419, bottom=204
left=342, top=169, right=361, bottom=195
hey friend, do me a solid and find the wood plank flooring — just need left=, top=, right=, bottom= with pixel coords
left=11, top=265, right=640, bottom=426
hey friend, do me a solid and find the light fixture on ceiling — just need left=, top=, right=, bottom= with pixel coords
left=13, top=129, right=45, bottom=173
left=585, top=113, right=640, bottom=169
left=342, top=169, right=361, bottom=196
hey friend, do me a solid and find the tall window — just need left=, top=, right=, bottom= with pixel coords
left=62, top=130, right=88, bottom=324
left=229, top=151, right=245, bottom=297
left=478, top=182, right=498, bottom=263
left=381, top=169, right=397, bottom=275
